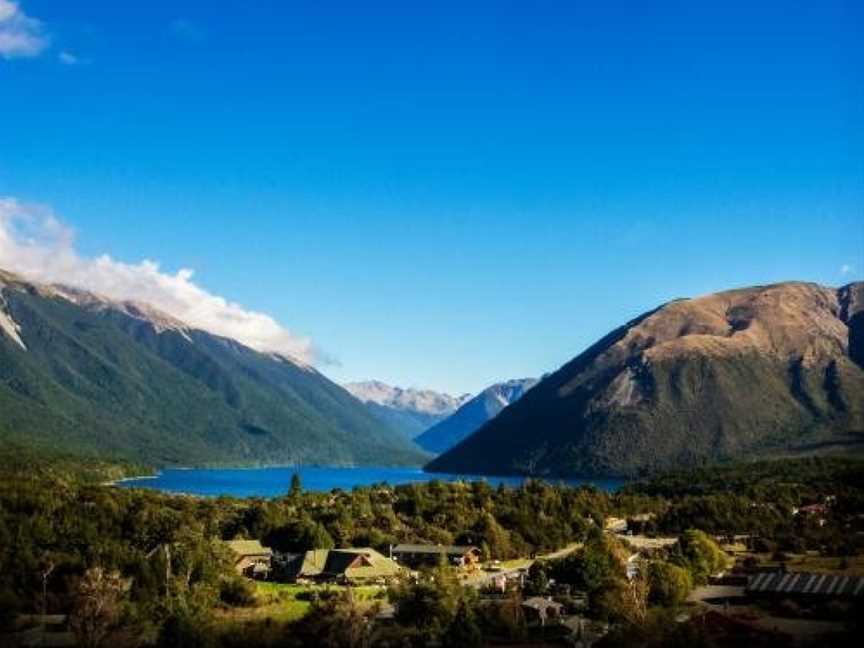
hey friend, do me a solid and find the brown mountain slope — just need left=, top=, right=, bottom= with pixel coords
left=427, top=282, right=864, bottom=478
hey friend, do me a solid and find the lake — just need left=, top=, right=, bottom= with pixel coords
left=115, top=466, right=624, bottom=498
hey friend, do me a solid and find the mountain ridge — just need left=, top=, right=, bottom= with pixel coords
left=0, top=268, right=426, bottom=467
left=427, top=281, right=864, bottom=478
left=416, top=378, right=538, bottom=454
left=344, top=380, right=471, bottom=439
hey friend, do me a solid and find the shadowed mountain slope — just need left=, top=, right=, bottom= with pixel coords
left=416, top=378, right=538, bottom=454
left=0, top=269, right=426, bottom=467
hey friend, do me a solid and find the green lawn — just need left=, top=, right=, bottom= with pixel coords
left=216, top=582, right=387, bottom=626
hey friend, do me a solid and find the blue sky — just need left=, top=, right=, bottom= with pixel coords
left=1, top=1, right=862, bottom=394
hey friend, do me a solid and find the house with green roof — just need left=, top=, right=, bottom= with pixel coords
left=226, top=539, right=273, bottom=579
left=391, top=544, right=481, bottom=569
left=283, top=547, right=403, bottom=584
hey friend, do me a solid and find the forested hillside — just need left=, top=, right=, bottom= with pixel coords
left=0, top=270, right=425, bottom=467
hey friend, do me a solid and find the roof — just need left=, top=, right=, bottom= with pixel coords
left=392, top=544, right=478, bottom=555
left=290, top=548, right=403, bottom=581
left=522, top=597, right=564, bottom=612
left=747, top=571, right=864, bottom=597
left=330, top=548, right=402, bottom=580
left=226, top=540, right=273, bottom=558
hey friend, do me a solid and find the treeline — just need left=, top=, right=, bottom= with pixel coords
left=623, top=457, right=864, bottom=554
left=0, top=442, right=148, bottom=484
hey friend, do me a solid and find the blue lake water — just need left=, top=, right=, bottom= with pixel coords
left=116, top=466, right=624, bottom=498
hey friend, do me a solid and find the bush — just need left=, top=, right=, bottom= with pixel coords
left=672, top=530, right=729, bottom=584
left=157, top=613, right=216, bottom=648
left=648, top=561, right=693, bottom=607
left=219, top=577, right=257, bottom=607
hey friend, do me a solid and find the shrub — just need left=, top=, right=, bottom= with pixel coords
left=156, top=612, right=215, bottom=648
left=672, top=530, right=730, bottom=584
left=0, top=589, right=21, bottom=631
left=219, top=577, right=257, bottom=607
left=648, top=561, right=693, bottom=607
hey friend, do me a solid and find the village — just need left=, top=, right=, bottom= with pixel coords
left=3, top=459, right=862, bottom=648
left=207, top=509, right=864, bottom=647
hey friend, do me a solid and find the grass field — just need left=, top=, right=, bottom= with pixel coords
left=215, top=582, right=387, bottom=626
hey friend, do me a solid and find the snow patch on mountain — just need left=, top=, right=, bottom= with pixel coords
left=0, top=293, right=26, bottom=350
left=344, top=380, right=471, bottom=415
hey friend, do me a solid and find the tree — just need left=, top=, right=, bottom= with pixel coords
left=593, top=576, right=648, bottom=624
left=551, top=532, right=627, bottom=592
left=70, top=567, right=127, bottom=648
left=524, top=561, right=549, bottom=596
left=293, top=588, right=376, bottom=648
left=621, top=570, right=650, bottom=625
left=672, top=529, right=729, bottom=584
left=442, top=600, right=483, bottom=648
left=389, top=565, right=466, bottom=639
left=289, top=472, right=302, bottom=498
left=648, top=561, right=693, bottom=607
left=156, top=610, right=215, bottom=648
left=473, top=513, right=513, bottom=559
left=265, top=517, right=334, bottom=553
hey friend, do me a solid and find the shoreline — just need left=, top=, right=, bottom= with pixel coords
left=102, top=473, right=160, bottom=487
left=101, top=465, right=625, bottom=498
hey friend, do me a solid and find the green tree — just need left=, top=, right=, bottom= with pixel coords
left=388, top=565, right=466, bottom=639
left=289, top=472, right=302, bottom=498
left=442, top=600, right=483, bottom=648
left=156, top=610, right=215, bottom=648
left=647, top=561, right=693, bottom=607
left=293, top=588, right=376, bottom=648
left=671, top=529, right=729, bottom=584
left=524, top=561, right=549, bottom=596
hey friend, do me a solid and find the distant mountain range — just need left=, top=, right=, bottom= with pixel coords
left=343, top=380, right=471, bottom=439
left=428, top=282, right=864, bottom=478
left=0, top=269, right=426, bottom=467
left=416, top=378, right=538, bottom=454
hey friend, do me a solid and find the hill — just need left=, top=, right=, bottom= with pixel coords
left=427, top=282, right=864, bottom=478
left=343, top=380, right=471, bottom=439
left=416, top=378, right=537, bottom=453
left=0, top=269, right=426, bottom=467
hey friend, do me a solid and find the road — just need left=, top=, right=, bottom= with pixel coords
left=463, top=542, right=583, bottom=589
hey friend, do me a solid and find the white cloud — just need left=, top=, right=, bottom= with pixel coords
left=0, top=0, right=49, bottom=59
left=0, top=196, right=316, bottom=364
left=840, top=263, right=853, bottom=276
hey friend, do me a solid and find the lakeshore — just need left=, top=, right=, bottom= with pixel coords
left=114, top=465, right=625, bottom=497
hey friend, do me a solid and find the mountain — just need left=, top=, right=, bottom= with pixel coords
left=0, top=269, right=426, bottom=467
left=416, top=378, right=538, bottom=454
left=343, top=380, right=471, bottom=439
left=428, top=282, right=864, bottom=478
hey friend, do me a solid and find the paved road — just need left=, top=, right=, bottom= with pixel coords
left=540, top=542, right=582, bottom=561
left=464, top=542, right=583, bottom=589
